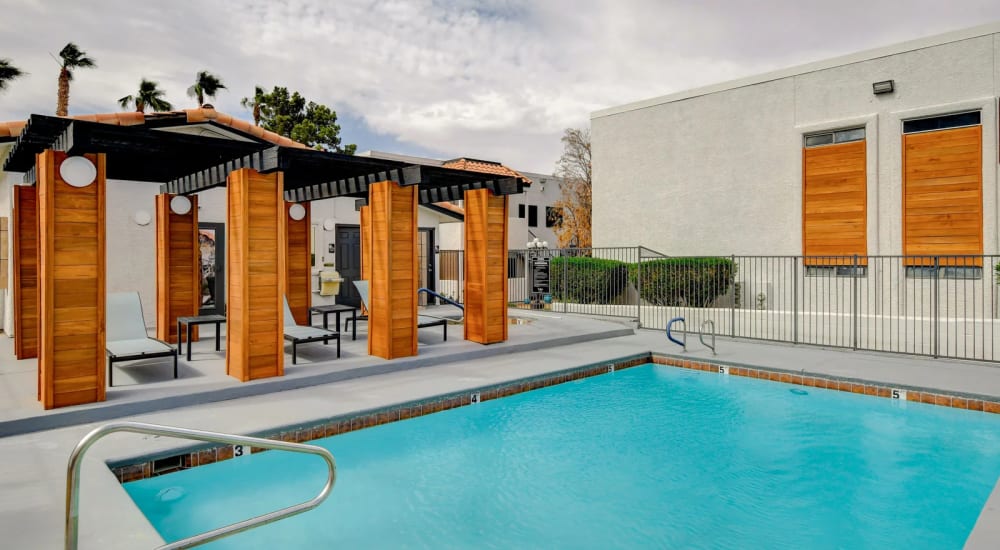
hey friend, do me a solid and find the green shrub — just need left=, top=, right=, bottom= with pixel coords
left=550, top=256, right=630, bottom=304
left=631, top=257, right=736, bottom=307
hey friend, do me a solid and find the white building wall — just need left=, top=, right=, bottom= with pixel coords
left=592, top=27, right=1000, bottom=257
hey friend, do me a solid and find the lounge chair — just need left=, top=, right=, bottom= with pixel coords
left=106, top=292, right=178, bottom=387
left=284, top=296, right=340, bottom=364
left=346, top=280, right=449, bottom=340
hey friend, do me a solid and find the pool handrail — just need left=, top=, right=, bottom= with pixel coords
left=66, top=421, right=337, bottom=550
left=418, top=287, right=464, bottom=321
left=699, top=319, right=717, bottom=355
left=666, top=317, right=686, bottom=351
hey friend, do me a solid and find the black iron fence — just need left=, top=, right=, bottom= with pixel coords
left=439, top=247, right=1000, bottom=362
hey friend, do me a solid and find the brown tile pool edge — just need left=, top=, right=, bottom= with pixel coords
left=110, top=351, right=1000, bottom=483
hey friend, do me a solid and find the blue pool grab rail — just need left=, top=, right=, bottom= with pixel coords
left=666, top=317, right=687, bottom=351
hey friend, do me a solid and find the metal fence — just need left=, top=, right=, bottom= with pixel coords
left=439, top=247, right=1000, bottom=362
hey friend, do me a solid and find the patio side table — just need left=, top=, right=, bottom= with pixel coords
left=177, top=314, right=227, bottom=361
left=308, top=304, right=357, bottom=340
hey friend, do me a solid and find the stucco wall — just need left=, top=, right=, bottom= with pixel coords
left=593, top=32, right=1000, bottom=257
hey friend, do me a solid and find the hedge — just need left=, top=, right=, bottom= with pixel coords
left=630, top=257, right=736, bottom=307
left=549, top=256, right=630, bottom=304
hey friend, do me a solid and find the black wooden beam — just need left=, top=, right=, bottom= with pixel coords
left=283, top=165, right=422, bottom=202
left=161, top=147, right=280, bottom=194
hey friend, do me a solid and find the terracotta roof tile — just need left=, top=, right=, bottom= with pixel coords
left=0, top=121, right=26, bottom=139
left=436, top=202, right=465, bottom=216
left=441, top=157, right=532, bottom=184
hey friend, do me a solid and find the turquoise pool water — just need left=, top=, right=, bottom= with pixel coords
left=125, top=364, right=1000, bottom=548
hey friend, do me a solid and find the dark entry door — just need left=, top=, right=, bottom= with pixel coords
left=198, top=222, right=226, bottom=315
left=336, top=225, right=362, bottom=307
left=418, top=228, right=435, bottom=305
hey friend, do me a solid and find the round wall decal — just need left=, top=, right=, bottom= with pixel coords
left=170, top=195, right=192, bottom=215
left=289, top=203, right=307, bottom=221
left=59, top=156, right=97, bottom=188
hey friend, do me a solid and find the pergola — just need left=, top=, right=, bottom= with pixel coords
left=4, top=114, right=527, bottom=409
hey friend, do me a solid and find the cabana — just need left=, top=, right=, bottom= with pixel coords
left=2, top=112, right=528, bottom=409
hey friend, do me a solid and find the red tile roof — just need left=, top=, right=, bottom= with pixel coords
left=442, top=158, right=532, bottom=184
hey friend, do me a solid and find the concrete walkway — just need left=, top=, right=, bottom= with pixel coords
left=1, top=315, right=999, bottom=549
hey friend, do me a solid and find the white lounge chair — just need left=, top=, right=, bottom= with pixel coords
left=346, top=280, right=449, bottom=340
left=106, top=292, right=178, bottom=387
left=284, top=296, right=340, bottom=364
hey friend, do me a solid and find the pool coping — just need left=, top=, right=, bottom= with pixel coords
left=110, top=350, right=1000, bottom=482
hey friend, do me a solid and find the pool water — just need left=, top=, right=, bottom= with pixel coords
left=125, top=364, right=1000, bottom=548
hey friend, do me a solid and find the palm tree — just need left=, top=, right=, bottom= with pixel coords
left=240, top=86, right=267, bottom=125
left=0, top=58, right=24, bottom=92
left=118, top=78, right=173, bottom=113
left=187, top=70, right=226, bottom=107
left=55, top=43, right=96, bottom=116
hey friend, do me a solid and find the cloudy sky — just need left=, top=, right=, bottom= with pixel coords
left=1, top=0, right=1000, bottom=173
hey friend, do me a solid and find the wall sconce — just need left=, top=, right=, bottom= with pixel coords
left=872, top=80, right=894, bottom=95
left=169, top=195, right=192, bottom=215
left=288, top=203, right=307, bottom=221
left=59, top=156, right=97, bottom=187
left=133, top=210, right=151, bottom=226
left=323, top=219, right=336, bottom=231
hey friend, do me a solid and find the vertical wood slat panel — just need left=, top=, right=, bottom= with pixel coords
left=37, top=150, right=106, bottom=409
left=13, top=185, right=39, bottom=361
left=903, top=125, right=983, bottom=266
left=226, top=169, right=286, bottom=381
left=464, top=189, right=508, bottom=344
left=284, top=202, right=311, bottom=325
left=155, top=193, right=199, bottom=343
left=367, top=181, right=417, bottom=359
left=802, top=140, right=867, bottom=265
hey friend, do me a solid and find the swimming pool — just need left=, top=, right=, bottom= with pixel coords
left=124, top=363, right=1000, bottom=548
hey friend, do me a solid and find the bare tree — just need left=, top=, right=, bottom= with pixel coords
left=552, top=127, right=592, bottom=248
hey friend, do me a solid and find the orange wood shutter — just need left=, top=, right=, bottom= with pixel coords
left=802, top=140, right=867, bottom=265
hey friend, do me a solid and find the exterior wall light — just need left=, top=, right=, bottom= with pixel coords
left=872, top=80, right=894, bottom=95
left=289, top=203, right=307, bottom=221
left=59, top=156, right=97, bottom=187
left=133, top=210, right=152, bottom=226
left=169, top=195, right=192, bottom=215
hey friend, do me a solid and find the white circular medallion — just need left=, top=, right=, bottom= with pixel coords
left=134, top=210, right=152, bottom=226
left=323, top=219, right=336, bottom=231
left=170, top=195, right=192, bottom=215
left=59, top=156, right=97, bottom=188
left=289, top=203, right=307, bottom=221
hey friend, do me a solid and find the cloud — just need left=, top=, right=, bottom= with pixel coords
left=1, top=0, right=1000, bottom=172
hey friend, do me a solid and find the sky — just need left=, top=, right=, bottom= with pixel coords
left=1, top=0, right=1000, bottom=173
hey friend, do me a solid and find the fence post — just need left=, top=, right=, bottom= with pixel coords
left=562, top=249, right=568, bottom=314
left=730, top=254, right=736, bottom=338
left=852, top=254, right=859, bottom=350
left=933, top=256, right=940, bottom=358
left=635, top=247, right=642, bottom=327
left=793, top=257, right=799, bottom=344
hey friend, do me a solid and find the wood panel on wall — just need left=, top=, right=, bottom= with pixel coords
left=903, top=125, right=983, bottom=266
left=360, top=205, right=371, bottom=316
left=37, top=150, right=106, bottom=409
left=463, top=189, right=508, bottom=344
left=155, top=193, right=200, bottom=343
left=284, top=202, right=311, bottom=325
left=12, top=185, right=39, bottom=361
left=226, top=169, right=286, bottom=381
left=367, top=182, right=417, bottom=359
left=802, top=140, right=867, bottom=266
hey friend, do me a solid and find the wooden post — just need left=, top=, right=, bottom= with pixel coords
left=12, top=185, right=39, bottom=361
left=226, top=169, right=286, bottom=381
left=367, top=181, right=417, bottom=359
left=37, top=150, right=106, bottom=408
left=155, top=193, right=199, bottom=343
left=284, top=201, right=311, bottom=325
left=463, top=189, right=508, bottom=344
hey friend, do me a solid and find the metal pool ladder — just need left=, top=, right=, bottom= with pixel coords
left=66, top=421, right=337, bottom=550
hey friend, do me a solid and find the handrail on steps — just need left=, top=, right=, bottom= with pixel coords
left=699, top=320, right=717, bottom=355
left=666, top=317, right=686, bottom=351
left=66, top=421, right=336, bottom=550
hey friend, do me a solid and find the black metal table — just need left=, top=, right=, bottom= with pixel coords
left=308, top=304, right=358, bottom=340
left=177, top=314, right=227, bottom=361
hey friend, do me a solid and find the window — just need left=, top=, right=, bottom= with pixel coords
left=804, top=127, right=865, bottom=147
left=903, top=111, right=980, bottom=134
left=518, top=204, right=525, bottom=218
left=545, top=206, right=563, bottom=228
left=805, top=266, right=867, bottom=277
left=528, top=205, right=538, bottom=227
left=905, top=266, right=981, bottom=280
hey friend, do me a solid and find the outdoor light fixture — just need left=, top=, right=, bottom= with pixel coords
left=526, top=237, right=549, bottom=249
left=59, top=156, right=97, bottom=187
left=289, top=203, right=307, bottom=221
left=872, top=80, right=894, bottom=95
left=169, top=195, right=192, bottom=215
left=323, top=219, right=336, bottom=231
left=133, top=210, right=151, bottom=226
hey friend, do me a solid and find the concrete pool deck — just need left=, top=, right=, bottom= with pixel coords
left=1, top=311, right=999, bottom=548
